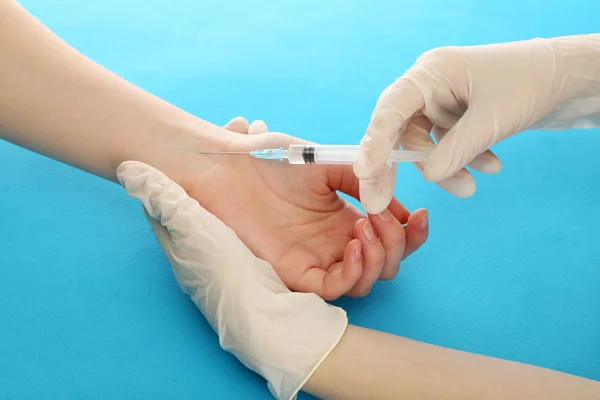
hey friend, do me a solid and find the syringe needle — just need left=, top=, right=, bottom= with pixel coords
left=197, top=151, right=250, bottom=155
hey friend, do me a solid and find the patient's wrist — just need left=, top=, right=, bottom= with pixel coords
left=116, top=114, right=232, bottom=188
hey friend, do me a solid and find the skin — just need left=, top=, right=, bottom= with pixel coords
left=0, top=0, right=428, bottom=299
left=191, top=117, right=429, bottom=298
left=304, top=325, right=600, bottom=400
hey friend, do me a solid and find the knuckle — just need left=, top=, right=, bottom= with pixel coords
left=411, top=46, right=466, bottom=82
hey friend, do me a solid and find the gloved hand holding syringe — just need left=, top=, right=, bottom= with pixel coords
left=199, top=144, right=429, bottom=165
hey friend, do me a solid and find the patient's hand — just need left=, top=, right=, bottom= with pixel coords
left=180, top=118, right=429, bottom=300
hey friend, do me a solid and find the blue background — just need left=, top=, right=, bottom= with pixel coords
left=1, top=1, right=599, bottom=398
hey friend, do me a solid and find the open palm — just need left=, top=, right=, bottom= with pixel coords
left=181, top=118, right=428, bottom=300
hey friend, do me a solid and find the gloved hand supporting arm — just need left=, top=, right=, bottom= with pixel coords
left=117, top=161, right=347, bottom=400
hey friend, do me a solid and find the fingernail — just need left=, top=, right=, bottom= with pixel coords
left=355, top=243, right=362, bottom=262
left=362, top=221, right=377, bottom=243
left=420, top=212, right=428, bottom=229
left=376, top=209, right=392, bottom=222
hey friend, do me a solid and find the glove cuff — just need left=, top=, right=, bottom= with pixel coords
left=215, top=291, right=348, bottom=400
left=534, top=35, right=600, bottom=129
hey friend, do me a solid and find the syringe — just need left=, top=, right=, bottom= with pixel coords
left=199, top=145, right=429, bottom=165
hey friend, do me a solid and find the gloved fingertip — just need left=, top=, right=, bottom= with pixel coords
left=422, top=158, right=455, bottom=183
left=475, top=157, right=502, bottom=174
left=422, top=167, right=443, bottom=183
left=353, top=157, right=374, bottom=180
left=358, top=168, right=396, bottom=214
left=360, top=191, right=391, bottom=215
left=453, top=180, right=476, bottom=198
left=437, top=173, right=476, bottom=198
left=364, top=202, right=389, bottom=215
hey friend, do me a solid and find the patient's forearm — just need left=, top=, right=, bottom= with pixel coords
left=0, top=0, right=223, bottom=182
left=304, top=325, right=600, bottom=400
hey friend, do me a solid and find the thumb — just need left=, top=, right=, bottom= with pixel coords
left=423, top=109, right=496, bottom=182
left=359, top=166, right=397, bottom=214
left=354, top=78, right=424, bottom=180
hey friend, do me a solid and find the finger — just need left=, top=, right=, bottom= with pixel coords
left=424, top=109, right=496, bottom=182
left=369, top=209, right=406, bottom=280
left=354, top=78, right=425, bottom=180
left=402, top=208, right=429, bottom=260
left=326, top=164, right=361, bottom=203
left=328, top=163, right=400, bottom=216
left=402, top=122, right=476, bottom=197
left=469, top=151, right=502, bottom=174
left=224, top=116, right=250, bottom=134
left=248, top=120, right=268, bottom=134
left=346, top=218, right=385, bottom=297
left=295, top=239, right=363, bottom=301
left=327, top=164, right=411, bottom=220
left=433, top=126, right=502, bottom=174
left=387, top=197, right=411, bottom=224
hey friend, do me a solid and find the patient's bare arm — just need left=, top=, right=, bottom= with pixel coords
left=304, top=325, right=600, bottom=400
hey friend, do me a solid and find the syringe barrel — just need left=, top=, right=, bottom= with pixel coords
left=287, top=144, right=359, bottom=164
left=287, top=144, right=429, bottom=165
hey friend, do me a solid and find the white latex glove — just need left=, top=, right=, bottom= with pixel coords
left=116, top=161, right=347, bottom=400
left=355, top=34, right=600, bottom=214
